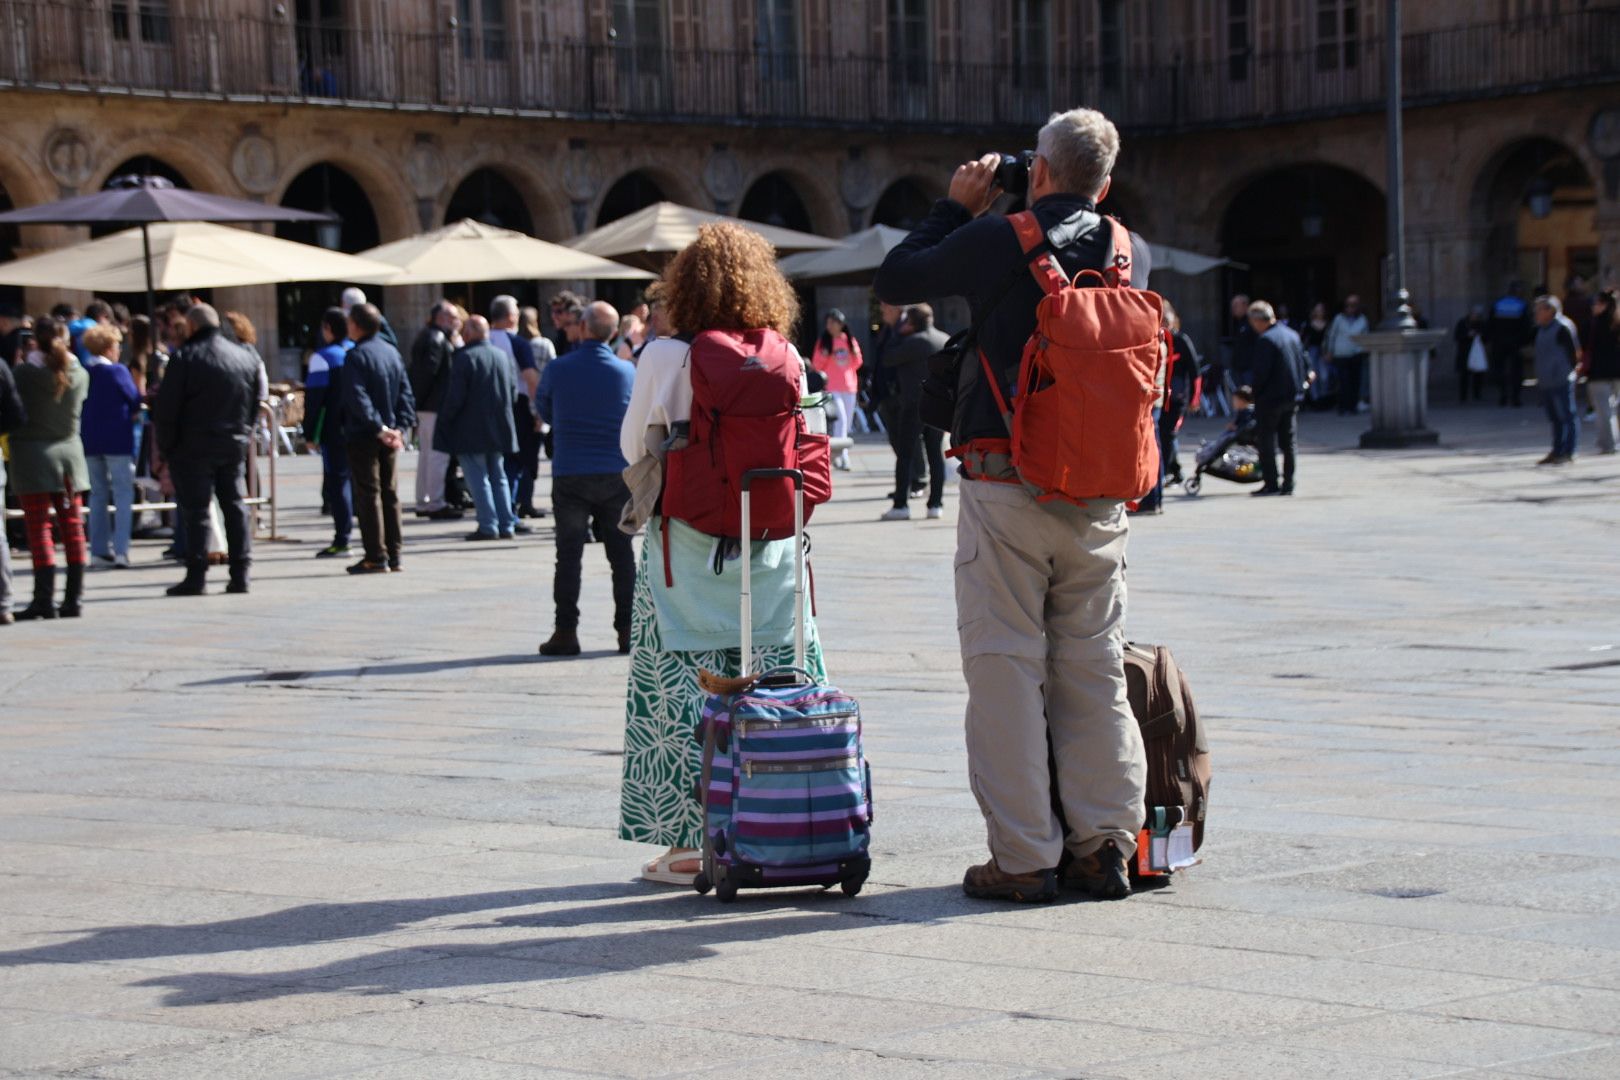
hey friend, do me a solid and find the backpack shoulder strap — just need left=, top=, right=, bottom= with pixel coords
left=1008, top=211, right=1069, bottom=297
left=1106, top=217, right=1133, bottom=288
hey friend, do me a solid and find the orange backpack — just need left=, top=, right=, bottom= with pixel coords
left=978, top=212, right=1164, bottom=504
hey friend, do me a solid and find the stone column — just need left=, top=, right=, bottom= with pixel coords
left=1354, top=327, right=1447, bottom=448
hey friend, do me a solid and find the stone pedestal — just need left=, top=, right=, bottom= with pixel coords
left=1354, top=327, right=1447, bottom=448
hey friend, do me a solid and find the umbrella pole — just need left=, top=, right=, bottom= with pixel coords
left=141, top=223, right=156, bottom=317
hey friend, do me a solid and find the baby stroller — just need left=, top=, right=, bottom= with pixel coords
left=1184, top=425, right=1262, bottom=496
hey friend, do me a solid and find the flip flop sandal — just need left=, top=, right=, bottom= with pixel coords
left=641, top=851, right=701, bottom=886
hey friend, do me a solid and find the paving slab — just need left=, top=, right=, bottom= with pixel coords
left=2, top=405, right=1618, bottom=1077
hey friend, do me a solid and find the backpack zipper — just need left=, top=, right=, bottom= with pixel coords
left=744, top=754, right=859, bottom=779
left=736, top=710, right=859, bottom=737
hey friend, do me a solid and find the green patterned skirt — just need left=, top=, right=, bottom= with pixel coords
left=618, top=544, right=826, bottom=850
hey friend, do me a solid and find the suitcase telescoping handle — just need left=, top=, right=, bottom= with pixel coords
left=739, top=468, right=807, bottom=677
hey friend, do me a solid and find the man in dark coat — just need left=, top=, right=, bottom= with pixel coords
left=433, top=316, right=519, bottom=541
left=342, top=303, right=416, bottom=575
left=407, top=300, right=460, bottom=518
left=1247, top=299, right=1308, bottom=497
left=153, top=303, right=262, bottom=596
left=880, top=304, right=949, bottom=521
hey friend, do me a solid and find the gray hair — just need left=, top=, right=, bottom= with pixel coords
left=1247, top=299, right=1277, bottom=324
left=185, top=303, right=221, bottom=331
left=1036, top=108, right=1119, bottom=199
left=489, top=294, right=519, bottom=323
left=1534, top=294, right=1562, bottom=314
left=583, top=301, right=620, bottom=342
left=340, top=286, right=367, bottom=310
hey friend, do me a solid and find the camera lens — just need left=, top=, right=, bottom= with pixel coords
left=994, top=151, right=1033, bottom=196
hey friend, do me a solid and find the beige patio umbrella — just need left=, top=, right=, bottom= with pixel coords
left=777, top=224, right=913, bottom=286
left=0, top=221, right=402, bottom=292
left=566, top=202, right=841, bottom=272
left=355, top=218, right=653, bottom=284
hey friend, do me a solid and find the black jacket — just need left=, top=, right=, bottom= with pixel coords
left=342, top=334, right=416, bottom=441
left=884, top=324, right=949, bottom=402
left=408, top=325, right=454, bottom=413
left=0, top=356, right=25, bottom=435
left=152, top=326, right=261, bottom=460
left=1589, top=319, right=1620, bottom=381
left=1251, top=323, right=1309, bottom=407
left=875, top=194, right=1149, bottom=445
left=433, top=341, right=519, bottom=456
left=1169, top=329, right=1201, bottom=403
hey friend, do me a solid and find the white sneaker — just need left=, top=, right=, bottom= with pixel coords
left=926, top=506, right=943, bottom=520
left=112, top=554, right=131, bottom=569
left=880, top=507, right=911, bottom=522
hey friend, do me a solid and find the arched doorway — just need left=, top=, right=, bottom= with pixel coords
left=594, top=171, right=666, bottom=316
left=445, top=166, right=537, bottom=317
left=597, top=171, right=665, bottom=227
left=1221, top=164, right=1387, bottom=325
left=0, top=183, right=22, bottom=314
left=1474, top=138, right=1598, bottom=303
left=871, top=178, right=933, bottom=231
left=275, top=162, right=380, bottom=352
left=738, top=172, right=815, bottom=233
left=739, top=173, right=818, bottom=349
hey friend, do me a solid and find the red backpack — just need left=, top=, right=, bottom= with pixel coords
left=662, top=329, right=831, bottom=545
left=980, top=212, right=1164, bottom=503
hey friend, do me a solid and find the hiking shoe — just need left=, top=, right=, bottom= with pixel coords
left=346, top=559, right=390, bottom=575
left=1536, top=454, right=1559, bottom=466
left=880, top=507, right=911, bottom=522
left=315, top=544, right=351, bottom=558
left=962, top=860, right=1058, bottom=903
left=1063, top=840, right=1131, bottom=900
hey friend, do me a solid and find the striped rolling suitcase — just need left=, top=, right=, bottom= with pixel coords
left=692, top=469, right=873, bottom=903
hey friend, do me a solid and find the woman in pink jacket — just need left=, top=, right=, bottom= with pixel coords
left=811, top=308, right=863, bottom=470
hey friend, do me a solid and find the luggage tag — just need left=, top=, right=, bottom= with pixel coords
left=1137, top=806, right=1200, bottom=876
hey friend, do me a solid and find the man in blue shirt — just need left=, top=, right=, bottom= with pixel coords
left=535, top=301, right=636, bottom=657
left=304, top=307, right=353, bottom=557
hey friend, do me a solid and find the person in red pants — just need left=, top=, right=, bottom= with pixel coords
left=9, top=317, right=90, bottom=619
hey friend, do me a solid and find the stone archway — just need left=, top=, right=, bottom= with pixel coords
left=738, top=171, right=816, bottom=234
left=444, top=165, right=540, bottom=316
left=596, top=170, right=667, bottom=226
left=1470, top=136, right=1599, bottom=304
left=274, top=162, right=382, bottom=352
left=1220, top=162, right=1387, bottom=324
left=871, top=177, right=935, bottom=231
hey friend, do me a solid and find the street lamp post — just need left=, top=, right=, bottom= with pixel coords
left=1356, top=0, right=1445, bottom=448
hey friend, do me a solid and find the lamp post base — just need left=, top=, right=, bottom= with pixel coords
left=1352, top=327, right=1448, bottom=451
left=1359, top=427, right=1440, bottom=449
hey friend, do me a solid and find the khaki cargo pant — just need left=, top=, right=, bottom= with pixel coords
left=955, top=478, right=1147, bottom=875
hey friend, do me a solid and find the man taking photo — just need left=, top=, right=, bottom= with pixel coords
left=876, top=108, right=1149, bottom=904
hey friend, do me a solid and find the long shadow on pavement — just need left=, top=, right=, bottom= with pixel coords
left=0, top=882, right=649, bottom=968
left=111, top=884, right=977, bottom=1007
left=184, top=654, right=558, bottom=686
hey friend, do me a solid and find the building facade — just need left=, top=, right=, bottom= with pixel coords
left=0, top=0, right=1616, bottom=372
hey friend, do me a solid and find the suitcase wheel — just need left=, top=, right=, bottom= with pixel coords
left=1184, top=475, right=1202, bottom=496
left=716, top=880, right=740, bottom=903
left=692, top=872, right=712, bottom=896
left=839, top=871, right=867, bottom=898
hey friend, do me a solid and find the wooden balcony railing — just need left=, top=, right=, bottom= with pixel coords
left=0, top=4, right=1614, bottom=135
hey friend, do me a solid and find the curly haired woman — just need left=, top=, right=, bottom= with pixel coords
left=617, top=223, right=828, bottom=886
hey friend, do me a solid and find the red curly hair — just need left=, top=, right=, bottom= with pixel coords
left=659, top=222, right=800, bottom=338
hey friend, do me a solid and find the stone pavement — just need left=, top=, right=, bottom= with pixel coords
left=1, top=403, right=1618, bottom=1079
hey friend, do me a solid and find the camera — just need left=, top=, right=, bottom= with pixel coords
left=994, top=150, right=1035, bottom=195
